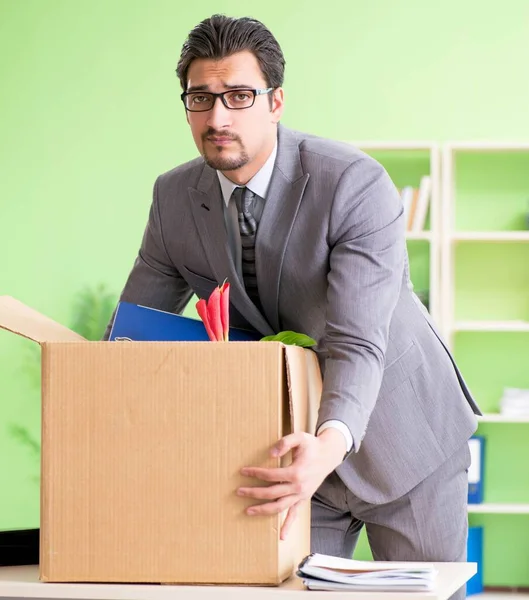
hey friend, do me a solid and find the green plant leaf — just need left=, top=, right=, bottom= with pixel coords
left=260, top=330, right=317, bottom=347
left=8, top=424, right=41, bottom=457
left=70, top=283, right=117, bottom=340
left=20, top=342, right=41, bottom=389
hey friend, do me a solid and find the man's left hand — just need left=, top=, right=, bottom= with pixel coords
left=238, top=429, right=347, bottom=540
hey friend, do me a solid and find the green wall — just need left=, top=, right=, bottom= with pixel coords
left=1, top=0, right=529, bottom=587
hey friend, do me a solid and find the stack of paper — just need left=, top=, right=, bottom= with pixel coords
left=500, top=387, right=529, bottom=418
left=297, top=553, right=438, bottom=592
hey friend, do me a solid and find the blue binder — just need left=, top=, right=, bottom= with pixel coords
left=466, top=526, right=484, bottom=595
left=108, top=301, right=261, bottom=342
left=467, top=436, right=485, bottom=504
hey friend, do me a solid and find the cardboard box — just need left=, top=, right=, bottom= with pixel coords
left=0, top=296, right=321, bottom=585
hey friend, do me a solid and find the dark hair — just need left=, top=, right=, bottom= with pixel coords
left=176, top=14, right=285, bottom=91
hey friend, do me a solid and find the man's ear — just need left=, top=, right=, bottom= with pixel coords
left=271, top=87, right=285, bottom=123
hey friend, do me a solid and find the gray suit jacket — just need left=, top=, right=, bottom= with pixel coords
left=105, top=125, right=480, bottom=504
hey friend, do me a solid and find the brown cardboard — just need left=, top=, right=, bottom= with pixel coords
left=0, top=296, right=84, bottom=343
left=0, top=296, right=321, bottom=585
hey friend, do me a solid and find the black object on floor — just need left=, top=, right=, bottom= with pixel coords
left=0, top=528, right=39, bottom=566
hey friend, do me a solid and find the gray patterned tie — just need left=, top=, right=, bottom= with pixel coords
left=232, top=186, right=262, bottom=310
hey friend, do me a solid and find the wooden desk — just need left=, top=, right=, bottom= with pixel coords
left=0, top=564, right=476, bottom=600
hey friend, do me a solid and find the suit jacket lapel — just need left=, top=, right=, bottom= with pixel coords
left=189, top=165, right=275, bottom=336
left=257, top=126, right=310, bottom=332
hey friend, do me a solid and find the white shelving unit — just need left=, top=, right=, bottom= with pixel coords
left=443, top=142, right=529, bottom=590
left=453, top=320, right=529, bottom=333
left=441, top=142, right=529, bottom=345
left=478, top=414, right=529, bottom=423
left=350, top=141, right=442, bottom=325
left=452, top=231, right=529, bottom=242
left=468, top=503, right=529, bottom=514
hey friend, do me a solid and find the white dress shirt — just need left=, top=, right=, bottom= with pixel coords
left=215, top=144, right=353, bottom=453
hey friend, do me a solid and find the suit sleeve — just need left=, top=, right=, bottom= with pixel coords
left=316, top=158, right=406, bottom=452
left=102, top=176, right=194, bottom=340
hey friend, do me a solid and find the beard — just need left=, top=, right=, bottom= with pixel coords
left=203, top=150, right=249, bottom=171
left=201, top=129, right=250, bottom=171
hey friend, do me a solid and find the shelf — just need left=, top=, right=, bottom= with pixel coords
left=406, top=231, right=432, bottom=241
left=478, top=414, right=529, bottom=423
left=452, top=231, right=529, bottom=242
left=453, top=321, right=529, bottom=332
left=351, top=141, right=437, bottom=151
left=468, top=503, right=529, bottom=514
left=472, top=593, right=529, bottom=599
left=447, top=141, right=529, bottom=152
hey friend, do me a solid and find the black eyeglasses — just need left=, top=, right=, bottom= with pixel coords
left=181, top=88, right=273, bottom=112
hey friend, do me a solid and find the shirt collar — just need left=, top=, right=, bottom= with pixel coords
left=216, top=140, right=278, bottom=207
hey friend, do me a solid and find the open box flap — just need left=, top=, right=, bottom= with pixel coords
left=0, top=296, right=86, bottom=344
left=283, top=345, right=322, bottom=434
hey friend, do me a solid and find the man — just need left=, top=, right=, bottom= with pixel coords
left=104, top=14, right=480, bottom=598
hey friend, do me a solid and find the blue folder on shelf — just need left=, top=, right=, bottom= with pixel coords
left=466, top=526, right=484, bottom=596
left=108, top=301, right=261, bottom=342
left=467, top=435, right=485, bottom=504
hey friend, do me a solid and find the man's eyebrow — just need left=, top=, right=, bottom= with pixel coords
left=223, top=84, right=254, bottom=90
left=186, top=84, right=209, bottom=93
left=185, top=83, right=255, bottom=93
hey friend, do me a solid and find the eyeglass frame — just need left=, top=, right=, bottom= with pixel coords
left=180, top=88, right=274, bottom=112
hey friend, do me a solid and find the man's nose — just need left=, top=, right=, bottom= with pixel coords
left=206, top=96, right=232, bottom=129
